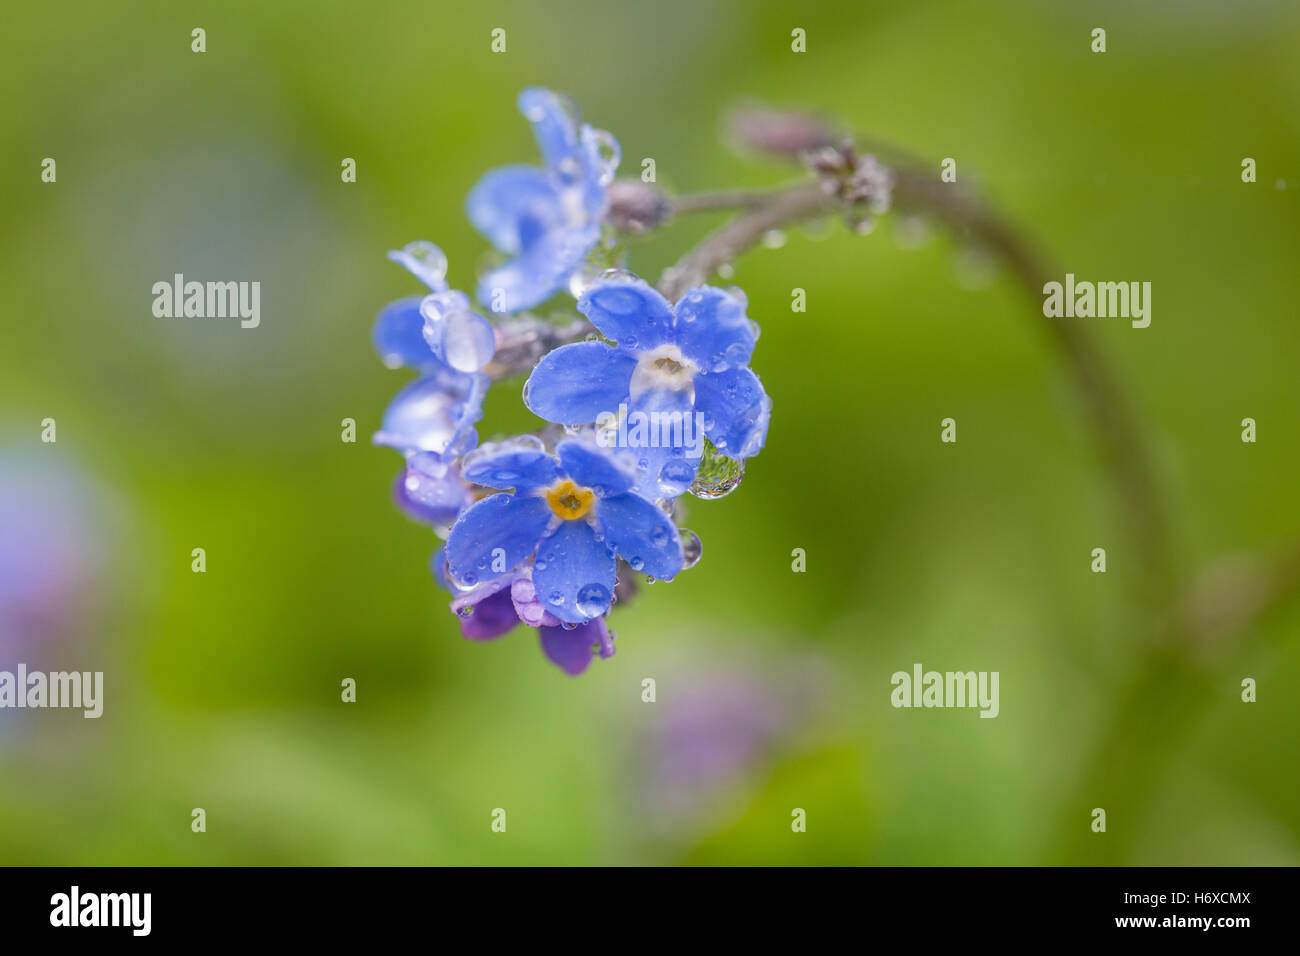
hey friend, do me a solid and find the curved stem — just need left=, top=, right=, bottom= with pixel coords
left=659, top=183, right=836, bottom=301
left=670, top=188, right=776, bottom=215
left=658, top=163, right=1175, bottom=605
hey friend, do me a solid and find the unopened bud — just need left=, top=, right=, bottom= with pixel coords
left=727, top=107, right=836, bottom=159
left=606, top=180, right=673, bottom=233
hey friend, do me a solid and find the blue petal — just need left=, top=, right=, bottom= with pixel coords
left=394, top=455, right=467, bottom=527
left=373, top=297, right=437, bottom=369
left=531, top=520, right=616, bottom=624
left=622, top=387, right=703, bottom=500
left=556, top=439, right=636, bottom=497
left=373, top=370, right=487, bottom=459
left=594, top=492, right=683, bottom=581
left=518, top=88, right=583, bottom=176
left=524, top=340, right=635, bottom=425
left=476, top=223, right=600, bottom=315
left=627, top=443, right=701, bottom=502
left=672, top=286, right=758, bottom=373
left=693, top=366, right=772, bottom=459
left=461, top=442, right=561, bottom=492
left=445, top=493, right=551, bottom=589
left=578, top=277, right=674, bottom=350
left=466, top=165, right=566, bottom=257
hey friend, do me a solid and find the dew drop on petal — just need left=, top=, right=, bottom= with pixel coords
left=689, top=441, right=745, bottom=499
left=575, top=582, right=611, bottom=618
left=441, top=311, right=496, bottom=372
left=658, top=458, right=696, bottom=497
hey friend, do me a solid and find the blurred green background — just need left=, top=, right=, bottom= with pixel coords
left=2, top=0, right=1297, bottom=865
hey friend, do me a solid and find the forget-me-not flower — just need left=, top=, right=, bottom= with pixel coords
left=467, top=88, right=621, bottom=314
left=444, top=436, right=682, bottom=624
left=523, top=274, right=771, bottom=499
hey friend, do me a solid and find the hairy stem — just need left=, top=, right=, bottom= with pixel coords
left=659, top=183, right=837, bottom=301
left=670, top=188, right=775, bottom=215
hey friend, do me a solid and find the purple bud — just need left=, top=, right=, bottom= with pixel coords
left=605, top=180, right=673, bottom=233
left=727, top=107, right=836, bottom=159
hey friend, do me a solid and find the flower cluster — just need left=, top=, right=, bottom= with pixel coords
left=372, top=88, right=772, bottom=675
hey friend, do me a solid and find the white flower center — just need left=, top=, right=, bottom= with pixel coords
left=629, top=344, right=697, bottom=402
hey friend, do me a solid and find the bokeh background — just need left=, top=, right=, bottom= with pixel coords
left=2, top=0, right=1297, bottom=865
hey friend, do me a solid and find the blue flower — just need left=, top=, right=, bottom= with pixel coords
left=443, top=436, right=683, bottom=625
left=467, top=88, right=621, bottom=315
left=372, top=242, right=491, bottom=460
left=522, top=275, right=771, bottom=500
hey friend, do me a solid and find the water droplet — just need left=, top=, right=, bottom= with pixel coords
left=575, top=582, right=611, bottom=618
left=547, top=590, right=563, bottom=605
left=679, top=528, right=703, bottom=569
left=629, top=556, right=644, bottom=571
left=441, top=310, right=496, bottom=373
left=658, top=458, right=695, bottom=497
left=689, top=440, right=745, bottom=499
left=387, top=240, right=448, bottom=290
left=762, top=229, right=787, bottom=249
left=716, top=262, right=735, bottom=279
left=723, top=341, right=749, bottom=367
left=585, top=128, right=622, bottom=186
left=457, top=605, right=474, bottom=618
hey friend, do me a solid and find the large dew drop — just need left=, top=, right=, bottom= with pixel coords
left=688, top=440, right=745, bottom=499
left=575, top=582, right=611, bottom=618
left=441, top=310, right=497, bottom=373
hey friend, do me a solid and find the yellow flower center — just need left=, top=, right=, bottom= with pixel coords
left=545, top=480, right=595, bottom=521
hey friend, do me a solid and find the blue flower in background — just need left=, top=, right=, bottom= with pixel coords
left=523, top=275, right=771, bottom=500
left=444, top=436, right=682, bottom=624
left=467, top=88, right=621, bottom=315
left=372, top=242, right=491, bottom=460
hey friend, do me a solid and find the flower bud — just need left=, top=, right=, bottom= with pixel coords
left=727, top=107, right=836, bottom=159
left=605, top=180, right=673, bottom=233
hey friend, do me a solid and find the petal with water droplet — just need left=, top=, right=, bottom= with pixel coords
left=524, top=340, right=635, bottom=425
left=530, top=520, right=616, bottom=624
left=693, top=366, right=771, bottom=459
left=445, top=493, right=550, bottom=588
left=595, top=492, right=683, bottom=582
left=577, top=275, right=674, bottom=350
left=672, top=286, right=757, bottom=373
